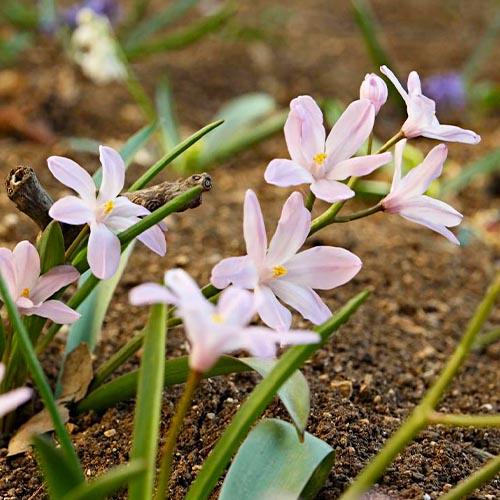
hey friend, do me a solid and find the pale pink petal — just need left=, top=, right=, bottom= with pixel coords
left=398, top=211, right=461, bottom=245
left=402, top=94, right=437, bottom=138
left=0, top=387, right=32, bottom=418
left=420, top=124, right=481, bottom=144
left=111, top=197, right=151, bottom=217
left=0, top=250, right=17, bottom=299
left=47, top=156, right=96, bottom=202
left=30, top=266, right=80, bottom=304
left=310, top=179, right=354, bottom=203
left=16, top=297, right=34, bottom=308
left=49, top=196, right=94, bottom=225
left=13, top=241, right=40, bottom=294
left=270, top=280, right=331, bottom=325
left=0, top=363, right=4, bottom=381
left=211, top=256, right=258, bottom=289
left=399, top=196, right=463, bottom=227
left=325, top=99, right=375, bottom=164
left=390, top=139, right=407, bottom=191
left=88, top=223, right=121, bottom=279
left=266, top=192, right=310, bottom=266
left=217, top=287, right=256, bottom=327
left=264, top=159, right=314, bottom=187
left=271, top=329, right=320, bottom=347
left=255, top=285, right=292, bottom=331
left=380, top=65, right=409, bottom=103
left=244, top=190, right=267, bottom=266
left=285, top=246, right=362, bottom=289
left=328, top=152, right=391, bottom=181
left=164, top=269, right=208, bottom=310
left=24, top=300, right=80, bottom=324
left=98, top=146, right=125, bottom=201
left=129, top=283, right=177, bottom=306
left=137, top=225, right=167, bottom=256
left=407, top=71, right=422, bottom=95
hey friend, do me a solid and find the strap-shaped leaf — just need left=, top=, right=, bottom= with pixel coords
left=37, top=221, right=65, bottom=273
left=220, top=419, right=335, bottom=500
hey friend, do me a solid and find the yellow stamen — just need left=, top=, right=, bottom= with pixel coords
left=21, top=288, right=30, bottom=298
left=211, top=313, right=224, bottom=324
left=103, top=200, right=115, bottom=215
left=313, top=153, right=327, bottom=165
left=272, top=265, right=288, bottom=278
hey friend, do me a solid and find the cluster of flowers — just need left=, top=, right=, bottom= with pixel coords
left=0, top=66, right=480, bottom=415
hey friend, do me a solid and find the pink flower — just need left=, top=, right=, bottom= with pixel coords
left=360, top=73, right=388, bottom=114
left=380, top=66, right=481, bottom=144
left=129, top=269, right=319, bottom=373
left=48, top=146, right=166, bottom=280
left=381, top=140, right=463, bottom=245
left=264, top=96, right=391, bottom=202
left=0, top=363, right=32, bottom=418
left=0, top=241, right=80, bottom=323
left=211, top=190, right=362, bottom=331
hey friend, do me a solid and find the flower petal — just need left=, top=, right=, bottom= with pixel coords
left=390, top=139, right=407, bottom=191
left=310, top=179, right=354, bottom=203
left=254, top=285, right=292, bottom=331
left=399, top=210, right=461, bottom=245
left=328, top=152, right=391, bottom=181
left=266, top=192, right=310, bottom=266
left=137, top=225, right=167, bottom=256
left=31, top=265, right=80, bottom=304
left=0, top=387, right=32, bottom=418
left=420, top=124, right=481, bottom=144
left=407, top=71, right=422, bottom=95
left=244, top=190, right=267, bottom=266
left=0, top=250, right=17, bottom=299
left=270, top=280, right=331, bottom=325
left=217, top=287, right=256, bottom=327
left=164, top=269, right=210, bottom=312
left=111, top=196, right=151, bottom=217
left=325, top=99, right=375, bottom=164
left=88, top=223, right=121, bottom=279
left=264, top=159, right=314, bottom=187
left=285, top=246, right=362, bottom=289
left=98, top=145, right=125, bottom=201
left=13, top=241, right=40, bottom=294
left=399, top=195, right=463, bottom=227
left=49, top=195, right=94, bottom=225
left=211, top=256, right=258, bottom=289
left=129, top=282, right=177, bottom=306
left=380, top=65, right=409, bottom=102
left=48, top=156, right=96, bottom=202
left=23, top=300, right=80, bottom=324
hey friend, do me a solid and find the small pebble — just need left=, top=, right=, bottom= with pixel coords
left=104, top=429, right=117, bottom=438
left=206, top=412, right=216, bottom=420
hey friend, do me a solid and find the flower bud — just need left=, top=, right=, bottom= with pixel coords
left=360, top=73, right=388, bottom=114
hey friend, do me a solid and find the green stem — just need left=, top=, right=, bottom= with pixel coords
left=340, top=272, right=500, bottom=499
left=305, top=191, right=316, bottom=212
left=156, top=370, right=202, bottom=499
left=428, top=412, right=500, bottom=428
left=438, top=456, right=500, bottom=500
left=64, top=225, right=89, bottom=262
left=367, top=133, right=373, bottom=155
left=329, top=204, right=382, bottom=223
left=473, top=327, right=500, bottom=350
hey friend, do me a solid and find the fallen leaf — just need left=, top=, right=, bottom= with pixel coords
left=59, top=343, right=93, bottom=403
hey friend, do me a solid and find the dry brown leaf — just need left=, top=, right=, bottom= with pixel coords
left=59, top=343, right=93, bottom=403
left=7, top=406, right=69, bottom=456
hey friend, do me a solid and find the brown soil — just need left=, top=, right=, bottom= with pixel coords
left=0, top=0, right=499, bottom=498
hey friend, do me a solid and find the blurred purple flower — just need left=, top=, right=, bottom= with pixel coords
left=422, top=72, right=467, bottom=112
left=62, top=0, right=120, bottom=28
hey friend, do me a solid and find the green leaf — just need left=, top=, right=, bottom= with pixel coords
left=354, top=180, right=390, bottom=198
left=37, top=221, right=65, bottom=274
left=220, top=419, right=335, bottom=500
left=0, top=318, right=6, bottom=360
left=128, top=304, right=167, bottom=500
left=186, top=290, right=370, bottom=499
left=33, top=435, right=83, bottom=500
left=0, top=273, right=84, bottom=482
left=242, top=358, right=310, bottom=436
left=63, top=461, right=146, bottom=500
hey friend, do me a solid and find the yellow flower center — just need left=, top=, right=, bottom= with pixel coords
left=211, top=313, right=224, bottom=324
left=103, top=200, right=115, bottom=215
left=272, top=265, right=288, bottom=278
left=21, top=288, right=30, bottom=298
left=313, top=153, right=327, bottom=165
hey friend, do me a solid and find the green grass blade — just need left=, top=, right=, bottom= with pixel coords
left=219, top=419, right=335, bottom=500
left=63, top=461, right=146, bottom=500
left=37, top=221, right=65, bottom=273
left=0, top=273, right=83, bottom=482
left=186, top=290, right=370, bottom=499
left=128, top=304, right=167, bottom=500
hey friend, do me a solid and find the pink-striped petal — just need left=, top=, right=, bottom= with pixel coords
left=264, top=159, right=314, bottom=187
left=31, top=265, right=80, bottom=304
left=328, top=152, right=391, bottom=181
left=88, top=223, right=121, bottom=279
left=266, top=192, right=310, bottom=266
left=216, top=287, right=256, bottom=327
left=0, top=387, right=32, bottom=418
left=49, top=196, right=94, bottom=225
left=255, top=285, right=292, bottom=331
left=137, top=225, right=167, bottom=256
left=325, top=99, right=375, bottom=164
left=129, top=282, right=177, bottom=306
left=420, top=124, right=481, bottom=144
left=270, top=280, right=331, bottom=325
left=285, top=246, right=362, bottom=289
left=12, top=241, right=40, bottom=294
left=23, top=300, right=80, bottom=324
left=98, top=146, right=125, bottom=201
left=310, top=179, right=354, bottom=203
left=243, top=190, right=267, bottom=266
left=48, top=156, right=96, bottom=202
left=211, top=256, right=258, bottom=289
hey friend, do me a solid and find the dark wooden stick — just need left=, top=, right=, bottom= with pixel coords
left=5, top=166, right=212, bottom=246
